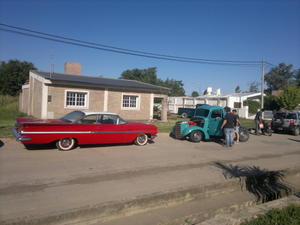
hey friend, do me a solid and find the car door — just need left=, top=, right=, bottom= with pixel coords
left=208, top=109, right=223, bottom=136
left=96, top=114, right=127, bottom=144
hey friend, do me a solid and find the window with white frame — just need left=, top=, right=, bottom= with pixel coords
left=66, top=91, right=88, bottom=107
left=122, top=95, right=139, bottom=109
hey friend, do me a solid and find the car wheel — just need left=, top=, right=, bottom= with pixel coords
left=293, top=127, right=300, bottom=136
left=134, top=134, right=148, bottom=146
left=181, top=112, right=188, bottom=119
left=189, top=130, right=202, bottom=142
left=239, top=127, right=249, bottom=142
left=56, top=138, right=76, bottom=151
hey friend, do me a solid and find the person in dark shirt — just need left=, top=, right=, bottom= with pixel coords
left=254, top=108, right=264, bottom=135
left=221, top=107, right=235, bottom=147
left=232, top=109, right=240, bottom=143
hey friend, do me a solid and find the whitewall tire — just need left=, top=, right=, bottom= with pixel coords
left=56, top=138, right=76, bottom=151
left=134, top=134, right=148, bottom=146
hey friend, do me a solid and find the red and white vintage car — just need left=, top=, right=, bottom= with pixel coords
left=13, top=111, right=157, bottom=150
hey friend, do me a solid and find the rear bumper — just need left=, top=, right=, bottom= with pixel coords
left=12, top=129, right=32, bottom=141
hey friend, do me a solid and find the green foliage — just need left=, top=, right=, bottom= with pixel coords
left=264, top=95, right=280, bottom=111
left=0, top=95, right=28, bottom=137
left=277, top=85, right=300, bottom=110
left=191, top=91, right=199, bottom=97
left=0, top=60, right=36, bottom=96
left=248, top=81, right=259, bottom=92
left=243, top=100, right=260, bottom=114
left=235, top=85, right=241, bottom=93
left=294, top=69, right=300, bottom=86
left=241, top=204, right=300, bottom=225
left=120, top=67, right=185, bottom=96
left=265, top=63, right=296, bottom=91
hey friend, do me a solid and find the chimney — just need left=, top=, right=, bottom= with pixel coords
left=64, top=62, right=81, bottom=75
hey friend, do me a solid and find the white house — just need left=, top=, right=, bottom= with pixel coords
left=168, top=90, right=263, bottom=118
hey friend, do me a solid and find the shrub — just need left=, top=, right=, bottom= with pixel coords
left=241, top=204, right=300, bottom=225
left=243, top=100, right=261, bottom=114
left=264, top=95, right=280, bottom=111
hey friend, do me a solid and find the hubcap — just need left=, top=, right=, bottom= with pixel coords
left=138, top=135, right=146, bottom=144
left=61, top=139, right=72, bottom=147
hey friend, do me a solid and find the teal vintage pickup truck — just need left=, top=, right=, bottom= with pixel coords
left=171, top=105, right=249, bottom=143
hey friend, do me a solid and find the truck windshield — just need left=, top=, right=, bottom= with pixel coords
left=194, top=108, right=209, bottom=117
left=60, top=111, right=85, bottom=123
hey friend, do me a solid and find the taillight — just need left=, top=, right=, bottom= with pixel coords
left=290, top=120, right=295, bottom=126
left=188, top=121, right=196, bottom=126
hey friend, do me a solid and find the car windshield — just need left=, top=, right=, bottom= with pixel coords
left=194, top=108, right=209, bottom=117
left=60, top=111, right=85, bottom=123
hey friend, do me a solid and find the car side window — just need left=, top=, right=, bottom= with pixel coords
left=78, top=115, right=98, bottom=124
left=100, top=114, right=118, bottom=125
left=211, top=109, right=222, bottom=118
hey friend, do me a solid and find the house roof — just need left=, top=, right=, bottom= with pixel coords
left=32, top=70, right=170, bottom=92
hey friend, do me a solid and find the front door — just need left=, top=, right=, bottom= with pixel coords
left=208, top=109, right=223, bottom=136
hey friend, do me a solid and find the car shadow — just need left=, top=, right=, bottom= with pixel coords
left=0, top=140, right=4, bottom=148
left=24, top=143, right=57, bottom=150
left=288, top=138, right=300, bottom=143
left=214, top=162, right=293, bottom=203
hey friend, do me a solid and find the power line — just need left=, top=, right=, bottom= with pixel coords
left=0, top=23, right=273, bottom=66
left=0, top=23, right=261, bottom=64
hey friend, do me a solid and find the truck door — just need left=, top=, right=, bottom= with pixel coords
left=208, top=109, right=223, bottom=136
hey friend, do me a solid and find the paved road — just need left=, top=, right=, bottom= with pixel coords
left=0, top=133, right=299, bottom=224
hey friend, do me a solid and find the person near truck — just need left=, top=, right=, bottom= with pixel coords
left=232, top=109, right=240, bottom=143
left=254, top=108, right=264, bottom=135
left=221, top=107, right=235, bottom=147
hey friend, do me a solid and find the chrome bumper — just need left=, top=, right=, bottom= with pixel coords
left=12, top=129, right=32, bottom=141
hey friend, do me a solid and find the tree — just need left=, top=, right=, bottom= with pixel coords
left=120, top=67, right=158, bottom=85
left=235, top=85, right=241, bottom=93
left=0, top=60, right=36, bottom=96
left=160, top=78, right=185, bottom=96
left=264, top=63, right=295, bottom=91
left=264, top=95, right=280, bottom=111
left=120, top=67, right=185, bottom=96
left=277, top=85, right=300, bottom=110
left=294, top=69, right=300, bottom=87
left=191, top=91, right=199, bottom=97
left=248, top=81, right=259, bottom=92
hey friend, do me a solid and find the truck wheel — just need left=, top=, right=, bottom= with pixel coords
left=293, top=127, right=300, bottom=136
left=56, top=138, right=76, bottom=151
left=181, top=112, right=188, bottom=119
left=239, top=127, right=249, bottom=142
left=134, top=134, right=148, bottom=146
left=189, top=130, right=202, bottom=143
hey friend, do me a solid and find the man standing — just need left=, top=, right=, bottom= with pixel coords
left=254, top=108, right=264, bottom=135
left=221, top=107, right=235, bottom=147
left=232, top=109, right=240, bottom=143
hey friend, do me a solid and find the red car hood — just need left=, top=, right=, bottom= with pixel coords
left=16, top=117, right=70, bottom=125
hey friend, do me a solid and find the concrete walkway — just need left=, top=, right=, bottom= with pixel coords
left=0, top=133, right=299, bottom=225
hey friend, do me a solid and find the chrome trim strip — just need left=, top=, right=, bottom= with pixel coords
left=21, top=130, right=156, bottom=134
left=12, top=129, right=32, bottom=141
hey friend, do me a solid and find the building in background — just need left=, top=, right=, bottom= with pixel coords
left=19, top=63, right=169, bottom=121
left=168, top=87, right=263, bottom=118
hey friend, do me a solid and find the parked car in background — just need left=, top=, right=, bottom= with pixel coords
left=13, top=111, right=157, bottom=150
left=271, top=111, right=300, bottom=136
left=178, top=104, right=208, bottom=118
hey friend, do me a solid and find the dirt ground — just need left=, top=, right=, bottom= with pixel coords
left=0, top=133, right=299, bottom=224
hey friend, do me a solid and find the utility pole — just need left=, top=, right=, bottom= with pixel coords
left=261, top=60, right=265, bottom=109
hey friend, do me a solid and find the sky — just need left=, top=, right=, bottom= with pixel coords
left=0, top=0, right=299, bottom=95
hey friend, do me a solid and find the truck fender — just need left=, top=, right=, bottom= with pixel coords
left=182, top=126, right=209, bottom=140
